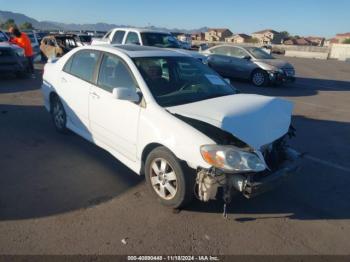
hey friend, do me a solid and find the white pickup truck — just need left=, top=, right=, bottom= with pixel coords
left=92, top=28, right=208, bottom=63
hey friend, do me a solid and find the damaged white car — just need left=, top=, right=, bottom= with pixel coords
left=42, top=45, right=301, bottom=209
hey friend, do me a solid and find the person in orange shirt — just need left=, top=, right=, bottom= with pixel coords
left=9, top=26, right=35, bottom=78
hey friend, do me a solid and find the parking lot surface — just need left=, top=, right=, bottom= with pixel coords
left=0, top=56, right=349, bottom=255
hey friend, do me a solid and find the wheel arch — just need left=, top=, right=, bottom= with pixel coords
left=49, top=91, right=59, bottom=113
left=140, top=143, right=165, bottom=175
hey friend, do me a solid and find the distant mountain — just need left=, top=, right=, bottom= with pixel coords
left=0, top=10, right=209, bottom=33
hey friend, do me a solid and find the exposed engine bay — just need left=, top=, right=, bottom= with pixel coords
left=174, top=113, right=301, bottom=216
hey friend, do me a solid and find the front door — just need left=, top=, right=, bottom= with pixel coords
left=89, top=52, right=141, bottom=161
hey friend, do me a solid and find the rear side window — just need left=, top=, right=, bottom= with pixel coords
left=112, top=31, right=126, bottom=44
left=97, top=53, right=138, bottom=93
left=125, top=32, right=140, bottom=44
left=63, top=50, right=100, bottom=82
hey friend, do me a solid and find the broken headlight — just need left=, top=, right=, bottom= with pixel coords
left=200, top=145, right=266, bottom=173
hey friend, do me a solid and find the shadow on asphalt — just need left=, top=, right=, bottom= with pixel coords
left=231, top=77, right=350, bottom=98
left=0, top=68, right=42, bottom=93
left=0, top=103, right=143, bottom=221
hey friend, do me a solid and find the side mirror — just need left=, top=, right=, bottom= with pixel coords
left=112, top=88, right=140, bottom=102
left=224, top=78, right=231, bottom=85
left=243, top=55, right=251, bottom=60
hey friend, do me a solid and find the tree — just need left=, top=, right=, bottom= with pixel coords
left=20, top=22, right=34, bottom=30
left=280, top=31, right=290, bottom=38
left=343, top=38, right=350, bottom=44
left=0, top=19, right=16, bottom=30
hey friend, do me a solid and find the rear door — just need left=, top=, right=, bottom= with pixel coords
left=58, top=49, right=100, bottom=137
left=88, top=52, right=141, bottom=161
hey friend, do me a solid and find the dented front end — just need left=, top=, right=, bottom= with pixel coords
left=195, top=133, right=302, bottom=202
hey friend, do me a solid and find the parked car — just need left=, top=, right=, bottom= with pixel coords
left=201, top=45, right=296, bottom=86
left=40, top=34, right=82, bottom=60
left=0, top=30, right=29, bottom=77
left=76, top=34, right=92, bottom=46
left=42, top=45, right=300, bottom=208
left=91, top=28, right=208, bottom=64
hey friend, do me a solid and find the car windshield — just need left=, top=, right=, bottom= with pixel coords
left=246, top=47, right=274, bottom=59
left=133, top=56, right=236, bottom=107
left=78, top=35, right=92, bottom=43
left=0, top=31, right=8, bottom=42
left=141, top=33, right=181, bottom=48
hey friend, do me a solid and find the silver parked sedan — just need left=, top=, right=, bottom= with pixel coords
left=201, top=45, right=295, bottom=87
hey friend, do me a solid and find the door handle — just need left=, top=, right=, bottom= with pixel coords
left=90, top=92, right=100, bottom=99
left=61, top=77, right=67, bottom=83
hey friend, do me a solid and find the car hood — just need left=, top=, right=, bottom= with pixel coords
left=167, top=94, right=293, bottom=150
left=255, top=59, right=293, bottom=69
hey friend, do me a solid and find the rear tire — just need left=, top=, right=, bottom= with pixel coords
left=51, top=95, right=68, bottom=133
left=251, top=69, right=269, bottom=87
left=145, top=146, right=195, bottom=209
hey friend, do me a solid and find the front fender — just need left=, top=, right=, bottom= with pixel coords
left=137, top=105, right=214, bottom=171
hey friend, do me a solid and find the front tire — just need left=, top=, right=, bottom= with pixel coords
left=251, top=69, right=269, bottom=87
left=145, top=147, right=195, bottom=208
left=51, top=96, right=68, bottom=133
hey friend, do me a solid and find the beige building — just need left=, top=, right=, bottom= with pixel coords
left=251, top=29, right=283, bottom=44
left=306, top=37, right=325, bottom=46
left=225, top=34, right=251, bottom=43
left=335, top=32, right=350, bottom=43
left=191, top=32, right=205, bottom=41
left=205, top=28, right=233, bottom=42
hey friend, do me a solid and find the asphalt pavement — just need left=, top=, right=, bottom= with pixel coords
left=0, top=57, right=349, bottom=255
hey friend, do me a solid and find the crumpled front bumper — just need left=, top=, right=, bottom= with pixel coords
left=268, top=71, right=296, bottom=83
left=242, top=148, right=302, bottom=198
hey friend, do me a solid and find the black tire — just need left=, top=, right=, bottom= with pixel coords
left=145, top=146, right=195, bottom=208
left=51, top=95, right=68, bottom=133
left=251, top=69, right=269, bottom=87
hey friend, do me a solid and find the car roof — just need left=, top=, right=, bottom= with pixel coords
left=111, top=27, right=170, bottom=34
left=93, top=44, right=189, bottom=58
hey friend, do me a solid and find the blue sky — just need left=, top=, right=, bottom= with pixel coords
left=0, top=0, right=349, bottom=37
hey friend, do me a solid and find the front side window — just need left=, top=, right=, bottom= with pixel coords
left=97, top=53, right=138, bottom=93
left=125, top=32, right=140, bottom=45
left=140, top=33, right=180, bottom=48
left=112, top=31, right=126, bottom=44
left=64, top=50, right=100, bottom=82
left=133, top=56, right=236, bottom=107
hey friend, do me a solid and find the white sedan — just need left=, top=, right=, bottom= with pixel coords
left=42, top=45, right=301, bottom=208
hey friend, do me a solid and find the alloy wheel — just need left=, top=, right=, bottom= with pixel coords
left=252, top=71, right=266, bottom=86
left=149, top=158, right=178, bottom=200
